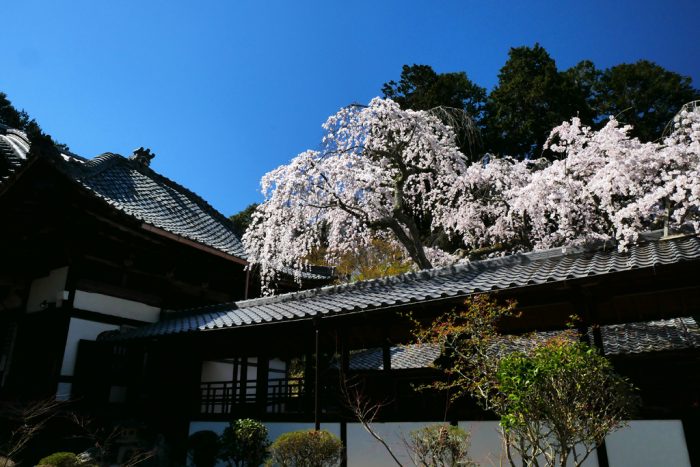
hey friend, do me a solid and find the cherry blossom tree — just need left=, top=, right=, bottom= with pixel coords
left=242, top=98, right=469, bottom=288
left=244, top=98, right=700, bottom=292
left=516, top=101, right=700, bottom=250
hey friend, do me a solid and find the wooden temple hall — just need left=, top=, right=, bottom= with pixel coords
left=1, top=124, right=699, bottom=466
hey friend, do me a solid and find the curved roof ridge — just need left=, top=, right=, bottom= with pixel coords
left=64, top=152, right=123, bottom=177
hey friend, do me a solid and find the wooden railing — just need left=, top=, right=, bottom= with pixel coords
left=199, top=377, right=305, bottom=415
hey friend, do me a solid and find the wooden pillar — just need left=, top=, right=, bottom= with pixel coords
left=682, top=414, right=700, bottom=467
left=314, top=319, right=321, bottom=430
left=596, top=439, right=611, bottom=467
left=239, top=357, right=248, bottom=404
left=256, top=355, right=269, bottom=415
left=340, top=421, right=348, bottom=467
left=339, top=330, right=349, bottom=467
left=304, top=348, right=314, bottom=414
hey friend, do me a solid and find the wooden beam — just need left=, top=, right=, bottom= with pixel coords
left=141, top=223, right=247, bottom=265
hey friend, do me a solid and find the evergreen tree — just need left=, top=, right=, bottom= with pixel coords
left=594, top=60, right=700, bottom=142
left=484, top=43, right=587, bottom=159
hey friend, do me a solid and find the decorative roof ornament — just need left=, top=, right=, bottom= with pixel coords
left=129, top=147, right=155, bottom=167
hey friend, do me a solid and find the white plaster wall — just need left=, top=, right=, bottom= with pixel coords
left=459, top=421, right=598, bottom=467
left=60, top=317, right=119, bottom=376
left=347, top=421, right=439, bottom=467
left=56, top=382, right=72, bottom=401
left=73, top=290, right=160, bottom=323
left=606, top=420, right=691, bottom=467
left=27, top=266, right=68, bottom=312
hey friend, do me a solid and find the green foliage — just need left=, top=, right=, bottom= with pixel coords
left=382, top=64, right=486, bottom=161
left=484, top=43, right=587, bottom=159
left=0, top=91, right=67, bottom=151
left=411, top=294, right=519, bottom=403
left=496, top=339, right=634, bottom=433
left=383, top=48, right=699, bottom=162
left=219, top=419, right=270, bottom=467
left=229, top=203, right=260, bottom=237
left=407, top=424, right=474, bottom=467
left=412, top=295, right=636, bottom=467
left=188, top=430, right=220, bottom=467
left=383, top=64, right=486, bottom=118
left=268, top=430, right=342, bottom=467
left=594, top=60, right=700, bottom=142
left=36, top=452, right=80, bottom=467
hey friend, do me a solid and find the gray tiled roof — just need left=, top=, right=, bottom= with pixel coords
left=110, top=234, right=700, bottom=340
left=596, top=317, right=700, bottom=355
left=0, top=126, right=246, bottom=259
left=345, top=343, right=442, bottom=371
left=345, top=317, right=700, bottom=370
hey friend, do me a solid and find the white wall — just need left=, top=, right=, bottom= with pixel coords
left=56, top=317, right=119, bottom=400
left=73, top=290, right=160, bottom=322
left=60, top=318, right=119, bottom=377
left=347, top=421, right=438, bottom=467
left=190, top=420, right=700, bottom=467
left=606, top=420, right=691, bottom=467
left=27, top=266, right=68, bottom=312
left=458, top=421, right=598, bottom=467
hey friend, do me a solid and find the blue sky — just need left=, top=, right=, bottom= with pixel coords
left=2, top=1, right=699, bottom=216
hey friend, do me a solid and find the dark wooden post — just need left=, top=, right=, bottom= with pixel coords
left=314, top=319, right=321, bottom=431
left=339, top=330, right=349, bottom=467
left=682, top=414, right=700, bottom=467
left=340, top=421, right=348, bottom=467
left=239, top=357, right=248, bottom=405
left=256, top=355, right=269, bottom=415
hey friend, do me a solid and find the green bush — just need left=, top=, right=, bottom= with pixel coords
left=219, top=419, right=270, bottom=467
left=407, top=424, right=474, bottom=467
left=36, top=452, right=80, bottom=467
left=268, top=429, right=342, bottom=467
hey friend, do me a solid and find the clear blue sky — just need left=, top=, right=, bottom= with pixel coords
left=2, top=1, right=699, bottom=216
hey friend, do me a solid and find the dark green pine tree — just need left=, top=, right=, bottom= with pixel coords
left=594, top=60, right=700, bottom=142
left=229, top=203, right=259, bottom=237
left=484, top=44, right=589, bottom=159
left=382, top=64, right=487, bottom=162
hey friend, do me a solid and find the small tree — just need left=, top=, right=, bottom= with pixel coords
left=219, top=419, right=270, bottom=467
left=268, top=430, right=342, bottom=467
left=496, top=339, right=634, bottom=466
left=406, top=424, right=474, bottom=467
left=0, top=398, right=67, bottom=466
left=413, top=295, right=635, bottom=467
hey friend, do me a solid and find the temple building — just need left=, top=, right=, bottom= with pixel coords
left=0, top=125, right=698, bottom=466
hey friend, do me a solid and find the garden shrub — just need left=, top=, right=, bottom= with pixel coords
left=268, top=429, right=342, bottom=467
left=36, top=452, right=80, bottom=467
left=407, top=424, right=474, bottom=467
left=219, top=419, right=270, bottom=467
